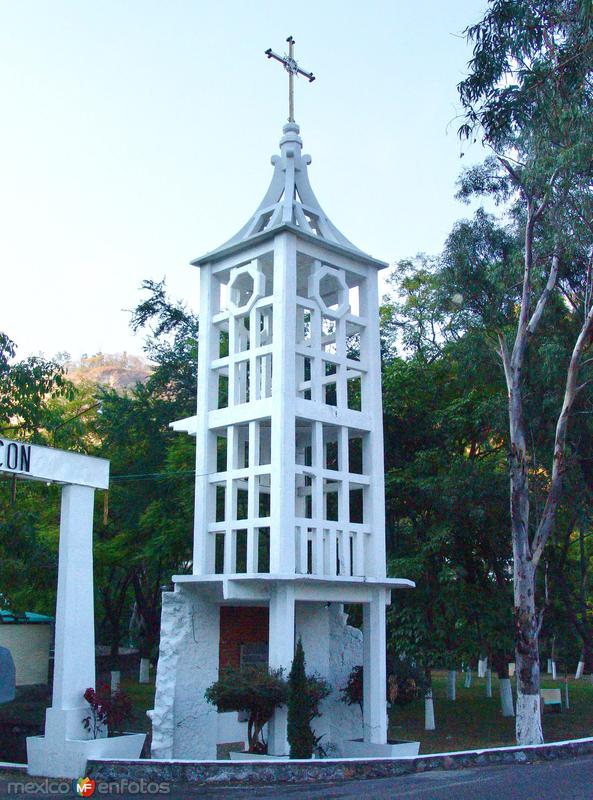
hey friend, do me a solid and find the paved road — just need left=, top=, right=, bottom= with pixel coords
left=1, top=757, right=593, bottom=798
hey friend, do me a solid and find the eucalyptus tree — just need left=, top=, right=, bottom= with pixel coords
left=457, top=0, right=593, bottom=743
left=382, top=253, right=515, bottom=724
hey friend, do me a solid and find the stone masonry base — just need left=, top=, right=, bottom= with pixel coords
left=86, top=737, right=593, bottom=787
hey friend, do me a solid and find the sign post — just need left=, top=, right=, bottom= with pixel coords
left=0, top=438, right=112, bottom=777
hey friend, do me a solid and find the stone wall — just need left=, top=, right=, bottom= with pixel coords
left=148, top=587, right=220, bottom=760
left=89, top=737, right=593, bottom=787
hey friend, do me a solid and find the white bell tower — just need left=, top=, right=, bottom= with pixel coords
left=151, top=44, right=413, bottom=756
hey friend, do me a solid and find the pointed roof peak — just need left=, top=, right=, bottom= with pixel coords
left=192, top=124, right=385, bottom=267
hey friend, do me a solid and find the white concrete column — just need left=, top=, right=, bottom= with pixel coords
left=270, top=232, right=297, bottom=574
left=45, top=484, right=96, bottom=740
left=363, top=588, right=387, bottom=743
left=362, top=270, right=387, bottom=579
left=267, top=584, right=295, bottom=755
left=193, top=264, right=218, bottom=574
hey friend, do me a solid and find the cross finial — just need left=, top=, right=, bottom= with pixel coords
left=265, top=36, right=315, bottom=123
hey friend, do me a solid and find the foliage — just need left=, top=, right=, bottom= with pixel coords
left=0, top=332, right=72, bottom=441
left=388, top=657, right=426, bottom=706
left=287, top=639, right=330, bottom=759
left=340, top=665, right=363, bottom=715
left=83, top=685, right=135, bottom=738
left=205, top=667, right=288, bottom=754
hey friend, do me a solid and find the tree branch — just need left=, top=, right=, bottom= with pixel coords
left=532, top=303, right=593, bottom=567
left=527, top=251, right=560, bottom=338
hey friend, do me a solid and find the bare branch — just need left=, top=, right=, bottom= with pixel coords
left=533, top=168, right=560, bottom=222
left=532, top=303, right=593, bottom=566
left=527, top=251, right=560, bottom=338
left=497, top=156, right=525, bottom=195
left=497, top=330, right=512, bottom=391
left=511, top=202, right=537, bottom=372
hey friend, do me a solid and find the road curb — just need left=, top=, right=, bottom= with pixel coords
left=84, top=736, right=593, bottom=786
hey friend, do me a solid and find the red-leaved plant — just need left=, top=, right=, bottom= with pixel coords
left=83, top=684, right=134, bottom=738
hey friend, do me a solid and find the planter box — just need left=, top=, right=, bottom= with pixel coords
left=341, top=738, right=420, bottom=759
left=27, top=732, right=146, bottom=778
left=229, top=751, right=289, bottom=761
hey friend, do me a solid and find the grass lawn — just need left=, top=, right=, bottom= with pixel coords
left=2, top=671, right=592, bottom=762
left=388, top=670, right=593, bottom=754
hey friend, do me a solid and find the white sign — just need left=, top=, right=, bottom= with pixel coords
left=0, top=437, right=109, bottom=489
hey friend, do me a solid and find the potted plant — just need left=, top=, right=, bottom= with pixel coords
left=205, top=666, right=288, bottom=759
left=28, top=684, right=146, bottom=778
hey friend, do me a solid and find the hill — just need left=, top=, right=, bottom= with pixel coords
left=65, top=353, right=152, bottom=390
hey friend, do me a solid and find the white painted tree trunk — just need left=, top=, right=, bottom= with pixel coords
left=486, top=668, right=492, bottom=698
left=547, top=658, right=552, bottom=673
left=110, top=670, right=121, bottom=692
left=575, top=660, right=584, bottom=680
left=551, top=661, right=557, bottom=680
left=139, top=657, right=150, bottom=684
left=464, top=669, right=472, bottom=688
left=516, top=692, right=542, bottom=744
left=499, top=677, right=514, bottom=717
left=478, top=657, right=487, bottom=678
left=447, top=670, right=456, bottom=701
left=424, top=689, right=435, bottom=731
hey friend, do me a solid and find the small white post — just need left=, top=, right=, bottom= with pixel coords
left=464, top=668, right=472, bottom=688
left=575, top=659, right=584, bottom=680
left=139, top=658, right=150, bottom=684
left=564, top=674, right=570, bottom=709
left=424, top=688, right=436, bottom=731
left=110, top=670, right=121, bottom=693
left=447, top=670, right=456, bottom=701
left=485, top=668, right=492, bottom=698
left=499, top=677, right=515, bottom=717
left=551, top=660, right=557, bottom=680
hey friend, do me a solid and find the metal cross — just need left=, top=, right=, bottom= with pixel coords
left=265, top=36, right=315, bottom=123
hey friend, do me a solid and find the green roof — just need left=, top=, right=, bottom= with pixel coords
left=0, top=610, right=53, bottom=624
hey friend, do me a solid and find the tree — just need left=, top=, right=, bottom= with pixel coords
left=457, top=0, right=593, bottom=743
left=286, top=639, right=330, bottom=759
left=287, top=639, right=311, bottom=758
left=205, top=667, right=288, bottom=754
left=381, top=258, right=515, bottom=719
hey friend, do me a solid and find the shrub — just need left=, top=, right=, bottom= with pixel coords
left=83, top=685, right=134, bottom=738
left=340, top=665, right=363, bottom=714
left=205, top=667, right=287, bottom=754
left=287, top=639, right=330, bottom=759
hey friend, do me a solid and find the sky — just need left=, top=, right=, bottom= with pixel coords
left=0, top=0, right=491, bottom=361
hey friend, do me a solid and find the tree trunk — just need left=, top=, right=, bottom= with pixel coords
left=486, top=668, right=492, bottom=698
left=499, top=677, right=515, bottom=717
left=424, top=667, right=435, bottom=731
left=514, top=561, right=542, bottom=742
left=447, top=670, right=456, bottom=701
left=139, top=657, right=150, bottom=684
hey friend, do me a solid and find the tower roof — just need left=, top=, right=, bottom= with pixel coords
left=191, top=123, right=387, bottom=268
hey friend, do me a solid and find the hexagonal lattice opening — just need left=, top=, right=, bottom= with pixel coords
left=232, top=272, right=254, bottom=308
left=228, top=263, right=265, bottom=317
left=319, top=273, right=346, bottom=311
left=309, top=264, right=350, bottom=319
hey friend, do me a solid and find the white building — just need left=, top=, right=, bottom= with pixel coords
left=150, top=120, right=413, bottom=759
